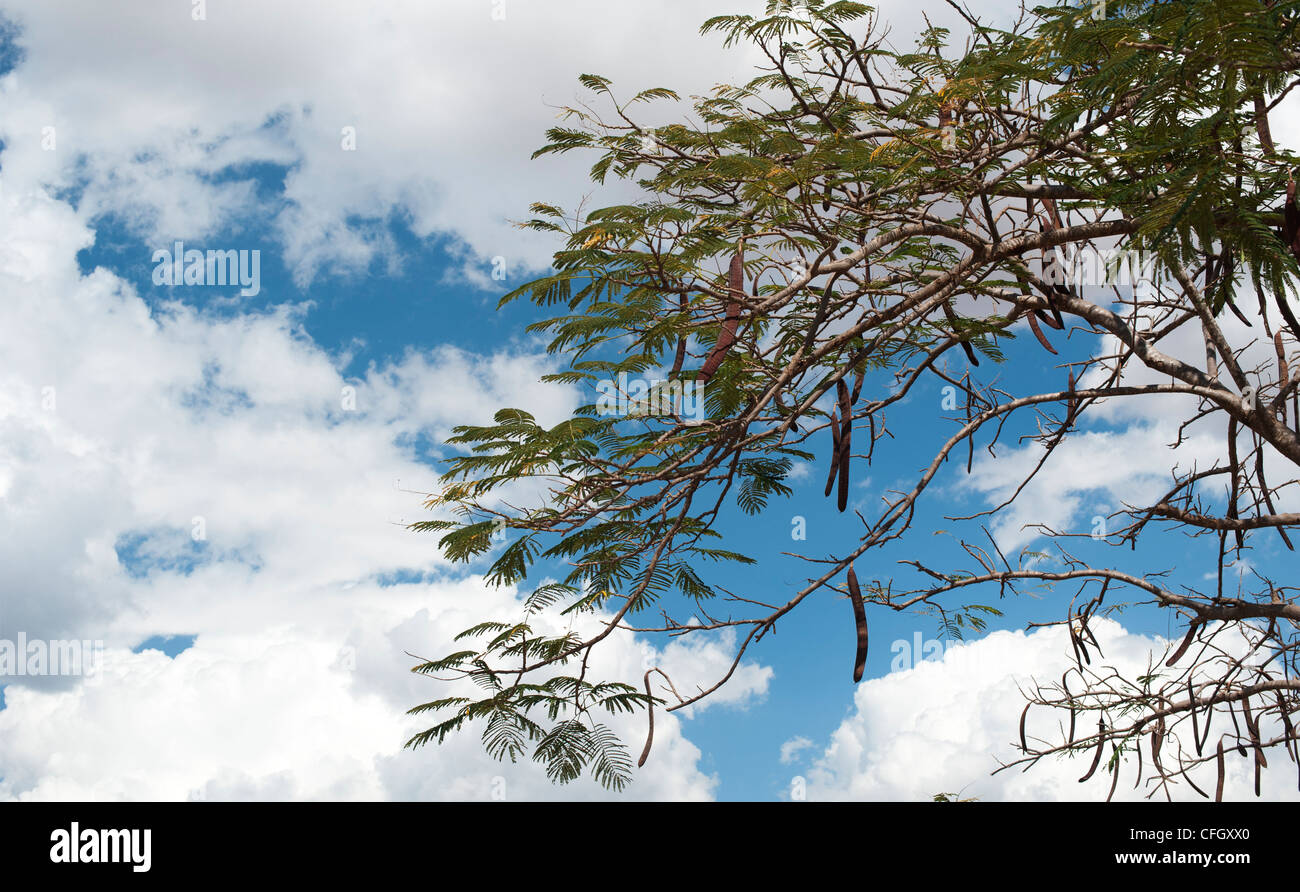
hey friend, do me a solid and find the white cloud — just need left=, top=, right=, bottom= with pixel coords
left=0, top=172, right=773, bottom=800
left=0, top=0, right=1027, bottom=285
left=800, top=618, right=1300, bottom=802
left=780, top=735, right=814, bottom=765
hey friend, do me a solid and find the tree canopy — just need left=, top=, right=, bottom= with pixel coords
left=405, top=0, right=1300, bottom=799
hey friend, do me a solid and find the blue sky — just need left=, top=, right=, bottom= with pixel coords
left=0, top=0, right=1295, bottom=802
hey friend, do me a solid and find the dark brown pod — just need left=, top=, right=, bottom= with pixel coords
left=1190, top=676, right=1202, bottom=757
left=850, top=366, right=864, bottom=405
left=1215, top=738, right=1226, bottom=802
left=1165, top=622, right=1198, bottom=667
left=1079, top=723, right=1105, bottom=783
left=837, top=379, right=852, bottom=512
left=847, top=564, right=868, bottom=683
left=824, top=411, right=842, bottom=498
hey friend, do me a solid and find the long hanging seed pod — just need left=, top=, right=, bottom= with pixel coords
left=637, top=671, right=655, bottom=768
left=836, top=378, right=852, bottom=512
left=1106, top=745, right=1121, bottom=802
left=699, top=251, right=743, bottom=383
left=1198, top=689, right=1215, bottom=756
left=1276, top=331, right=1290, bottom=426
left=1274, top=178, right=1300, bottom=344
left=1227, top=702, right=1249, bottom=757
left=1132, top=729, right=1145, bottom=791
left=824, top=411, right=842, bottom=498
left=847, top=564, right=868, bottom=683
left=1276, top=692, right=1297, bottom=764
left=1079, top=721, right=1106, bottom=783
left=1190, top=676, right=1203, bottom=757
left=1215, top=737, right=1226, bottom=802
left=1242, top=696, right=1267, bottom=786
left=1228, top=418, right=1243, bottom=550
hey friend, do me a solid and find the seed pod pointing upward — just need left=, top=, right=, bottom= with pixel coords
left=847, top=564, right=868, bottom=683
left=850, top=366, right=865, bottom=405
left=699, top=252, right=743, bottom=383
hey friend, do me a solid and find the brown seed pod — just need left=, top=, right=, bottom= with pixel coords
left=1152, top=717, right=1165, bottom=775
left=1027, top=310, right=1058, bottom=355
left=1079, top=723, right=1106, bottom=783
left=824, top=411, right=842, bottom=498
left=1243, top=697, right=1267, bottom=772
left=1215, top=737, right=1226, bottom=802
left=1165, top=621, right=1199, bottom=667
left=1132, top=727, right=1144, bottom=791
left=837, top=379, right=852, bottom=513
left=1106, top=745, right=1121, bottom=802
left=1275, top=692, right=1296, bottom=764
left=1019, top=701, right=1031, bottom=753
left=1189, top=676, right=1202, bottom=757
left=1276, top=330, right=1290, bottom=425
left=1284, top=178, right=1300, bottom=261
left=1274, top=179, right=1300, bottom=342
left=699, top=252, right=743, bottom=383
left=847, top=564, right=868, bottom=683
left=1067, top=370, right=1077, bottom=420
left=637, top=671, right=655, bottom=768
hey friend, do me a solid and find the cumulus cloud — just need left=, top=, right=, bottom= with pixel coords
left=800, top=618, right=1300, bottom=802
left=0, top=164, right=772, bottom=800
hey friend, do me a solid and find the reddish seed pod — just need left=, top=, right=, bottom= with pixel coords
left=1027, top=311, right=1058, bottom=355
left=1165, top=621, right=1199, bottom=667
left=699, top=252, right=743, bottom=383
